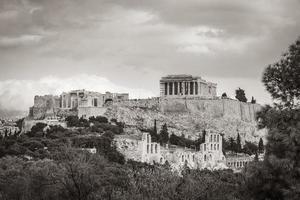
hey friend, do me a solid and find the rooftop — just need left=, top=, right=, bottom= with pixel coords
left=161, top=74, right=201, bottom=80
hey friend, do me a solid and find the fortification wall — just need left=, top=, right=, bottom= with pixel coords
left=29, top=95, right=61, bottom=119
left=34, top=95, right=60, bottom=108
left=113, top=98, right=160, bottom=111
left=115, top=98, right=261, bottom=123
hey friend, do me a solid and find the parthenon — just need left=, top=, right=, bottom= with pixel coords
left=160, top=75, right=217, bottom=98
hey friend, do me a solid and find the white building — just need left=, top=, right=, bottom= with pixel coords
left=115, top=130, right=227, bottom=171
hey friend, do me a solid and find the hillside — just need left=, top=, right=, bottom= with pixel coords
left=104, top=98, right=266, bottom=143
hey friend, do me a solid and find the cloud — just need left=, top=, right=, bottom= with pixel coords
left=0, top=74, right=155, bottom=111
left=0, top=34, right=43, bottom=47
left=0, top=0, right=299, bottom=108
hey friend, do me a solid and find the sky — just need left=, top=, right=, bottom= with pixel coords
left=0, top=0, right=300, bottom=111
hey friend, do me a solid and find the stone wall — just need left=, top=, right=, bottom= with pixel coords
left=160, top=98, right=261, bottom=122
left=113, top=98, right=160, bottom=111
left=29, top=95, right=61, bottom=120
left=112, top=98, right=261, bottom=123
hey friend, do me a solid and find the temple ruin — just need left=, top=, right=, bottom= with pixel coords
left=160, top=75, right=217, bottom=98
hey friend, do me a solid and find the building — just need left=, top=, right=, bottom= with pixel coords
left=160, top=75, right=217, bottom=98
left=115, top=130, right=226, bottom=171
left=61, top=89, right=129, bottom=110
left=226, top=153, right=253, bottom=170
left=29, top=89, right=129, bottom=119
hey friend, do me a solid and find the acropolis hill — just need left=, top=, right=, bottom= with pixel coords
left=24, top=75, right=266, bottom=142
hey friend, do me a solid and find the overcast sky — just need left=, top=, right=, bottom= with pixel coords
left=0, top=0, right=300, bottom=110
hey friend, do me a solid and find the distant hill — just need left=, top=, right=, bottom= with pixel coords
left=0, top=108, right=27, bottom=120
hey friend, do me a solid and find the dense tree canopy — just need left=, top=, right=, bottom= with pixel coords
left=244, top=37, right=300, bottom=200
left=262, top=37, right=300, bottom=108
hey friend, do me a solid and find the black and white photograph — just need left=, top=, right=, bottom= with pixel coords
left=0, top=0, right=299, bottom=199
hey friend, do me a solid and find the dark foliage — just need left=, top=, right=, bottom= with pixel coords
left=159, top=123, right=169, bottom=144
left=258, top=138, right=264, bottom=154
left=235, top=87, right=247, bottom=102
left=251, top=96, right=256, bottom=104
left=243, top=37, right=300, bottom=200
left=262, top=37, right=300, bottom=108
left=221, top=92, right=228, bottom=99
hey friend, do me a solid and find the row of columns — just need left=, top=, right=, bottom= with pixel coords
left=227, top=160, right=248, bottom=168
left=164, top=81, right=200, bottom=96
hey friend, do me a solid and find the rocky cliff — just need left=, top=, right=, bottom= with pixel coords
left=104, top=98, right=266, bottom=143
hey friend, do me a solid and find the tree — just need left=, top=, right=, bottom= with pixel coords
left=4, top=129, right=8, bottom=138
left=153, top=119, right=157, bottom=135
left=262, top=37, right=300, bottom=108
left=202, top=129, right=206, bottom=143
left=150, top=119, right=159, bottom=142
left=244, top=37, right=300, bottom=200
left=251, top=96, right=256, bottom=104
left=65, top=116, right=80, bottom=127
left=242, top=141, right=258, bottom=155
left=16, top=118, right=24, bottom=133
left=89, top=116, right=108, bottom=123
left=159, top=123, right=169, bottom=144
left=235, top=88, right=247, bottom=102
left=236, top=133, right=242, bottom=153
left=229, top=137, right=236, bottom=152
left=30, top=123, right=47, bottom=135
left=258, top=138, right=264, bottom=154
left=221, top=92, right=228, bottom=99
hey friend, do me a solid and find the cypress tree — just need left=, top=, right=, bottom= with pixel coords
left=236, top=133, right=242, bottom=153
left=258, top=138, right=264, bottom=153
left=153, top=119, right=157, bottom=135
left=159, top=123, right=169, bottom=144
left=229, top=137, right=236, bottom=152
left=202, top=129, right=206, bottom=143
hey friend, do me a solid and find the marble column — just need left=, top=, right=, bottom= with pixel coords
left=172, top=82, right=175, bottom=96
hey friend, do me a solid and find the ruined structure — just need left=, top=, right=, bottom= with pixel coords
left=28, top=90, right=129, bottom=120
left=115, top=130, right=226, bottom=171
left=25, top=74, right=265, bottom=144
left=160, top=75, right=217, bottom=98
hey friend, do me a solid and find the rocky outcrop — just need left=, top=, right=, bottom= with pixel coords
left=105, top=98, right=266, bottom=143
